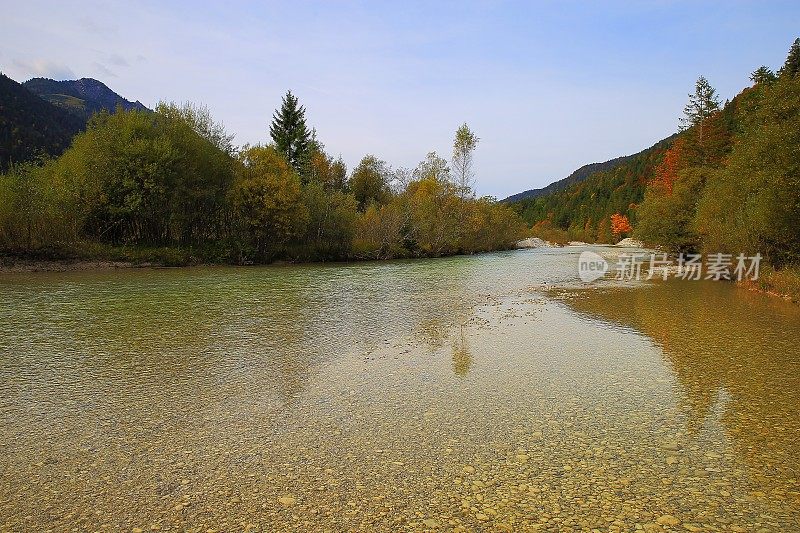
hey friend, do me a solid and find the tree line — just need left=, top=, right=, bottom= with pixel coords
left=0, top=93, right=525, bottom=264
left=636, top=38, right=800, bottom=268
left=513, top=38, right=800, bottom=273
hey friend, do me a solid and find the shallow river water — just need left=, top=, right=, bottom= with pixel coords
left=1, top=247, right=799, bottom=532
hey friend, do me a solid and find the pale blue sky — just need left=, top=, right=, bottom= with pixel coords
left=2, top=1, right=799, bottom=197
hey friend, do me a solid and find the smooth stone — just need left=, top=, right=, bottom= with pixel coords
left=656, top=515, right=680, bottom=527
left=278, top=496, right=296, bottom=506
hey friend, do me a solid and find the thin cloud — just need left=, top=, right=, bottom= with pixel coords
left=108, top=53, right=129, bottom=67
left=93, top=62, right=117, bottom=78
left=13, top=59, right=75, bottom=80
left=78, top=16, right=116, bottom=35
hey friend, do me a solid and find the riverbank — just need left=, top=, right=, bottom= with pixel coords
left=738, top=265, right=800, bottom=303
left=0, top=244, right=197, bottom=272
left=0, top=241, right=521, bottom=273
left=4, top=245, right=799, bottom=306
left=0, top=259, right=140, bottom=273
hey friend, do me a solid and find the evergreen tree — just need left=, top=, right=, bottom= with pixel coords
left=269, top=90, right=311, bottom=178
left=680, top=76, right=721, bottom=143
left=779, top=38, right=800, bottom=78
left=750, top=66, right=777, bottom=85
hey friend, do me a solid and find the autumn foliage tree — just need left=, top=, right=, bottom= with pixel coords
left=452, top=123, right=479, bottom=199
left=229, top=145, right=308, bottom=259
left=349, top=155, right=392, bottom=210
left=610, top=213, right=632, bottom=237
left=0, top=91, right=529, bottom=264
left=652, top=137, right=685, bottom=195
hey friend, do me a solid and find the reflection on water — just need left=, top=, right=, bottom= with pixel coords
left=561, top=280, right=800, bottom=502
left=0, top=247, right=799, bottom=531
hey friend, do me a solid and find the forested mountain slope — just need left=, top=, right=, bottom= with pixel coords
left=503, top=151, right=640, bottom=203
left=0, top=73, right=85, bottom=170
left=23, top=77, right=148, bottom=121
left=511, top=37, right=800, bottom=277
left=509, top=134, right=677, bottom=243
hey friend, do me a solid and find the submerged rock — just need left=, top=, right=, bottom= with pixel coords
left=656, top=514, right=680, bottom=527
left=278, top=496, right=296, bottom=506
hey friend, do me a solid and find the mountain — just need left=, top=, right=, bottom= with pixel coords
left=509, top=134, right=678, bottom=242
left=23, top=77, right=149, bottom=121
left=0, top=73, right=85, bottom=171
left=502, top=141, right=674, bottom=203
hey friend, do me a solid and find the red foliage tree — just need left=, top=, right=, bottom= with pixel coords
left=610, top=213, right=632, bottom=237
left=652, top=138, right=685, bottom=195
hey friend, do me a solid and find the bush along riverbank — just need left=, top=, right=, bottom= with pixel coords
left=0, top=98, right=526, bottom=268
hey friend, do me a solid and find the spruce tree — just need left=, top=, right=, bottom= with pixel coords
left=269, top=90, right=311, bottom=177
left=750, top=66, right=776, bottom=85
left=779, top=38, right=800, bottom=78
left=680, top=76, right=721, bottom=143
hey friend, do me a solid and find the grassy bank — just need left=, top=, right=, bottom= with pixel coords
left=738, top=265, right=800, bottom=303
left=0, top=242, right=213, bottom=271
left=0, top=238, right=526, bottom=272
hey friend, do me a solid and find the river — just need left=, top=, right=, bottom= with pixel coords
left=1, top=247, right=799, bottom=531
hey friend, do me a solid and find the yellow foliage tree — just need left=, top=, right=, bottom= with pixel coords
left=230, top=145, right=308, bottom=258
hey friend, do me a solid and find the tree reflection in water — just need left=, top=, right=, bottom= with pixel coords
left=563, top=279, right=800, bottom=498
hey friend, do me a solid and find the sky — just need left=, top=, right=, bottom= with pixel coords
left=2, top=1, right=799, bottom=198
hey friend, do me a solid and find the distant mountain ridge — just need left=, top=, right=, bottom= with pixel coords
left=503, top=154, right=636, bottom=203
left=23, top=77, right=149, bottom=121
left=508, top=133, right=679, bottom=243
left=0, top=73, right=85, bottom=170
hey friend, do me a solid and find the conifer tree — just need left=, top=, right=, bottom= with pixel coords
left=779, top=38, right=800, bottom=78
left=750, top=66, right=776, bottom=85
left=269, top=90, right=311, bottom=178
left=680, top=76, right=721, bottom=143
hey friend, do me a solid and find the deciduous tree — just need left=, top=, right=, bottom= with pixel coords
left=610, top=213, right=632, bottom=237
left=652, top=138, right=686, bottom=195
left=413, top=152, right=451, bottom=183
left=349, top=155, right=391, bottom=210
left=452, top=123, right=479, bottom=199
left=230, top=145, right=308, bottom=258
